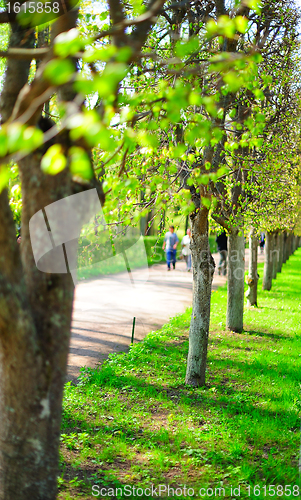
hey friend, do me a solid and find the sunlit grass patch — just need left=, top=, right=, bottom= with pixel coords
left=59, top=249, right=301, bottom=499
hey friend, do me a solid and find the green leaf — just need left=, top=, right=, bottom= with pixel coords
left=171, top=144, right=186, bottom=158
left=0, top=131, right=8, bottom=156
left=54, top=29, right=84, bottom=58
left=189, top=92, right=202, bottom=106
left=0, top=166, right=10, bottom=193
left=99, top=11, right=109, bottom=21
left=217, top=108, right=224, bottom=119
left=200, top=175, right=209, bottom=185
left=223, top=72, right=244, bottom=92
left=202, top=96, right=218, bottom=117
left=253, top=88, right=265, bottom=100
left=201, top=197, right=211, bottom=209
left=69, top=147, right=93, bottom=180
left=73, top=76, right=95, bottom=95
left=235, top=16, right=249, bottom=34
left=175, top=37, right=199, bottom=58
left=93, top=63, right=128, bottom=97
left=7, top=123, right=24, bottom=153
left=137, top=131, right=159, bottom=149
left=22, top=126, right=44, bottom=152
left=102, top=63, right=128, bottom=85
left=217, top=16, right=237, bottom=38
left=207, top=16, right=237, bottom=39
left=41, top=144, right=67, bottom=175
left=44, top=59, right=75, bottom=85
left=83, top=45, right=117, bottom=63
left=244, top=0, right=262, bottom=14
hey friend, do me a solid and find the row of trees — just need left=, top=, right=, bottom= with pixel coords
left=247, top=230, right=301, bottom=307
left=104, top=0, right=301, bottom=385
left=0, top=0, right=300, bottom=497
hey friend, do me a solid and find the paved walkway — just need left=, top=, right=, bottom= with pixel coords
left=67, top=249, right=264, bottom=381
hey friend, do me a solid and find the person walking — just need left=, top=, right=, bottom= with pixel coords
left=216, top=231, right=227, bottom=276
left=163, top=225, right=179, bottom=271
left=259, top=232, right=265, bottom=254
left=181, top=228, right=192, bottom=271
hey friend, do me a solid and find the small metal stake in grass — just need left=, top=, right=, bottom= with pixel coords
left=131, top=317, right=136, bottom=345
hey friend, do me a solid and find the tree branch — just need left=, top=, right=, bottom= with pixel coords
left=0, top=25, right=35, bottom=123
left=94, top=0, right=167, bottom=47
left=0, top=47, right=49, bottom=59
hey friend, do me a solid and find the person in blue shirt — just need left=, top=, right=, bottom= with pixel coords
left=162, top=226, right=179, bottom=271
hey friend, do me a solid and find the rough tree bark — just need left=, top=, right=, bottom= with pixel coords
left=0, top=12, right=82, bottom=500
left=246, top=227, right=258, bottom=307
left=286, top=232, right=292, bottom=260
left=263, top=231, right=273, bottom=291
left=283, top=232, right=288, bottom=264
left=293, top=234, right=298, bottom=253
left=272, top=232, right=278, bottom=280
left=291, top=234, right=295, bottom=253
left=226, top=229, right=245, bottom=333
left=0, top=162, right=76, bottom=500
left=185, top=207, right=215, bottom=386
left=277, top=232, right=284, bottom=273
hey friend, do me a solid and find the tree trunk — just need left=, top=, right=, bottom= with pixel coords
left=285, top=232, right=289, bottom=261
left=246, top=228, right=258, bottom=307
left=286, top=233, right=291, bottom=260
left=277, top=232, right=283, bottom=273
left=283, top=232, right=287, bottom=264
left=0, top=22, right=73, bottom=500
left=286, top=232, right=290, bottom=261
left=263, top=232, right=273, bottom=291
left=0, top=153, right=77, bottom=499
left=0, top=14, right=102, bottom=497
left=272, top=232, right=278, bottom=280
left=0, top=315, right=70, bottom=500
left=226, top=230, right=245, bottom=333
left=291, top=234, right=294, bottom=254
left=185, top=207, right=215, bottom=387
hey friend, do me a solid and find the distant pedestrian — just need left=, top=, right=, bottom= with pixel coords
left=163, top=226, right=179, bottom=271
left=259, top=232, right=265, bottom=254
left=181, top=228, right=192, bottom=271
left=216, top=231, right=227, bottom=276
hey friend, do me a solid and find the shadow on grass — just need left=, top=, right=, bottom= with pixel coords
left=62, top=354, right=300, bottom=440
left=239, top=327, right=293, bottom=340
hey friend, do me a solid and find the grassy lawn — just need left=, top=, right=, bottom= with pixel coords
left=58, top=250, right=301, bottom=499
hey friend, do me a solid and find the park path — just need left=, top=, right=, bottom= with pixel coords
left=67, top=248, right=264, bottom=381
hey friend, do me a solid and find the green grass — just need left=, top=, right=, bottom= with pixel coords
left=58, top=250, right=301, bottom=499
